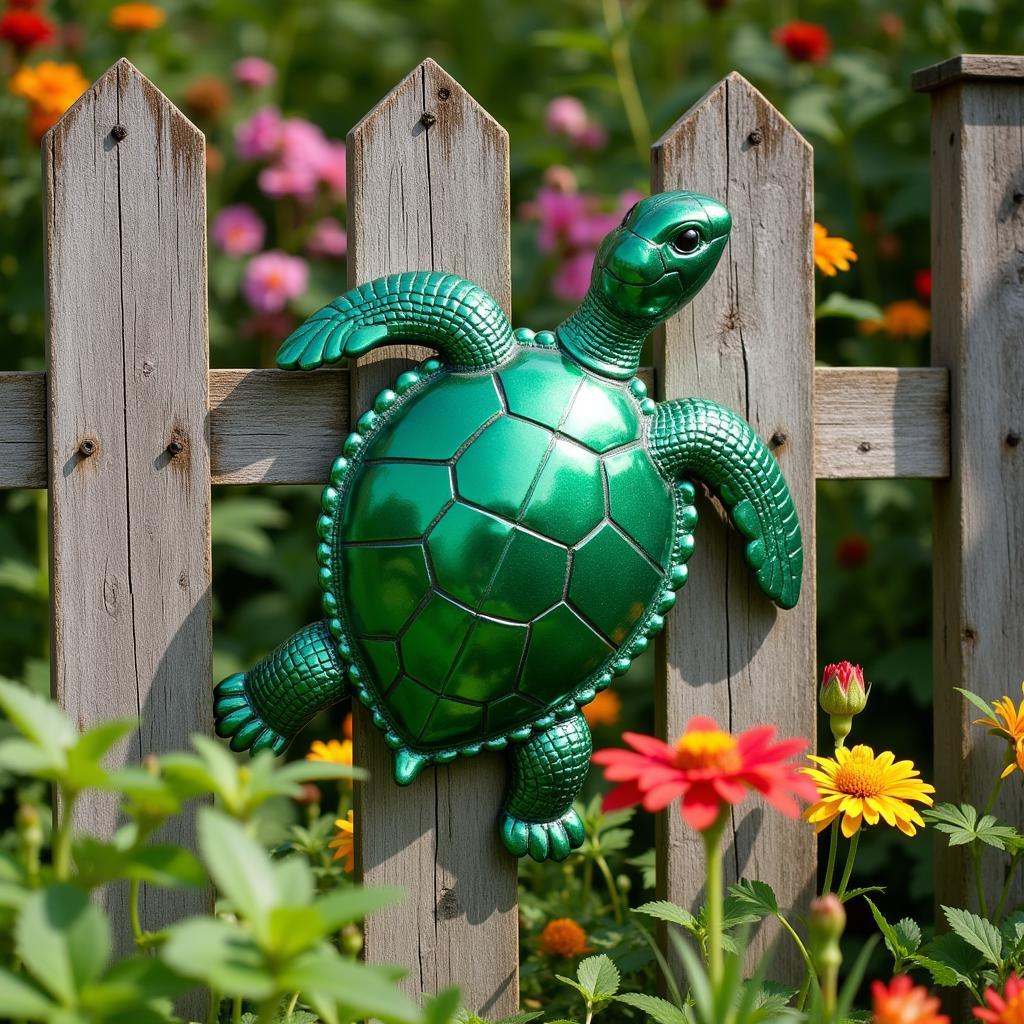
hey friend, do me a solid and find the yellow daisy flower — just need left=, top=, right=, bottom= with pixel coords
left=802, top=744, right=934, bottom=838
left=813, top=223, right=857, bottom=277
left=329, top=810, right=355, bottom=871
left=973, top=682, right=1024, bottom=779
left=306, top=737, right=352, bottom=766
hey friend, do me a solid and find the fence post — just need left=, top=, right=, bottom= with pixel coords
left=652, top=73, right=817, bottom=974
left=347, top=59, right=518, bottom=1014
left=913, top=55, right=1024, bottom=912
left=43, top=57, right=212, bottom=978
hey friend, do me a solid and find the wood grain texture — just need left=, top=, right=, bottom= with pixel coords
left=0, top=372, right=46, bottom=488
left=928, top=77, right=1024, bottom=915
left=2, top=366, right=952, bottom=487
left=43, top=59, right=211, bottom=987
left=347, top=59, right=518, bottom=1016
left=912, top=54, right=1024, bottom=93
left=652, top=73, right=816, bottom=975
left=815, top=367, right=950, bottom=478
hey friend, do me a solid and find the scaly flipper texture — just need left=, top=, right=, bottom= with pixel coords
left=275, top=271, right=517, bottom=372
left=214, top=620, right=348, bottom=755
left=650, top=398, right=803, bottom=609
left=500, top=714, right=591, bottom=862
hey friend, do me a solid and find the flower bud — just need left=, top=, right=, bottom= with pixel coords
left=809, top=894, right=845, bottom=1016
left=819, top=662, right=868, bottom=746
left=809, top=894, right=846, bottom=946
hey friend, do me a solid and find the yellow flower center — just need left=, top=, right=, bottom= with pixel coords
left=674, top=729, right=741, bottom=772
left=833, top=749, right=886, bottom=798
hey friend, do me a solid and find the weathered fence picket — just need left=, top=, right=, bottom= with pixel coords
left=0, top=49, right=1020, bottom=1013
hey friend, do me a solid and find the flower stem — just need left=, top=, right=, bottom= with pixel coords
left=285, top=991, right=300, bottom=1020
left=52, top=791, right=77, bottom=882
left=594, top=852, right=623, bottom=924
left=702, top=812, right=728, bottom=987
left=232, top=996, right=242, bottom=1024
left=256, top=996, right=280, bottom=1024
left=971, top=846, right=990, bottom=918
left=774, top=912, right=816, bottom=977
left=129, top=878, right=144, bottom=946
left=982, top=772, right=1005, bottom=818
left=821, top=821, right=839, bottom=897
left=207, top=991, right=221, bottom=1024
left=600, top=0, right=651, bottom=160
left=836, top=830, right=860, bottom=900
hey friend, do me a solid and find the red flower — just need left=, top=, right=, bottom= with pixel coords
left=975, top=973, right=1024, bottom=1023
left=835, top=534, right=870, bottom=568
left=914, top=268, right=932, bottom=303
left=773, top=21, right=832, bottom=63
left=592, top=718, right=816, bottom=831
left=0, top=9, right=56, bottom=54
left=8, top=0, right=44, bottom=8
left=873, top=976, right=949, bottom=1024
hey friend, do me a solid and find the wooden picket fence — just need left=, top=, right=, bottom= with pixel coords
left=0, top=51, right=1022, bottom=1016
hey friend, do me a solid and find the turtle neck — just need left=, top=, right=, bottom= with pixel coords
left=555, top=288, right=656, bottom=380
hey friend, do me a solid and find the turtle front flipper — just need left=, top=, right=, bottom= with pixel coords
left=214, top=621, right=348, bottom=755
left=500, top=715, right=591, bottom=863
left=650, top=397, right=803, bottom=609
left=275, top=271, right=516, bottom=372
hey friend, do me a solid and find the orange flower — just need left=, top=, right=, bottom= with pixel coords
left=109, top=3, right=165, bottom=30
left=183, top=75, right=230, bottom=121
left=539, top=918, right=590, bottom=957
left=975, top=973, right=1024, bottom=1023
left=814, top=223, right=857, bottom=277
left=859, top=300, right=931, bottom=340
left=592, top=719, right=816, bottom=832
left=973, top=682, right=1024, bottom=780
left=343, top=711, right=353, bottom=740
left=328, top=810, right=355, bottom=871
left=872, top=976, right=949, bottom=1024
left=306, top=737, right=353, bottom=767
left=583, top=689, right=621, bottom=728
left=9, top=60, right=88, bottom=140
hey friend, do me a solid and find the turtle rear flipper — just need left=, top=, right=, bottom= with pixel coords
left=275, top=271, right=516, bottom=372
left=650, top=397, right=803, bottom=609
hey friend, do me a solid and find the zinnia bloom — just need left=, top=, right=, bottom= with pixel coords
left=108, top=3, right=165, bottom=30
left=0, top=9, right=56, bottom=54
left=9, top=60, right=89, bottom=140
left=773, top=21, right=832, bottom=63
left=973, top=682, right=1024, bottom=780
left=183, top=75, right=230, bottom=122
left=242, top=250, right=308, bottom=313
left=859, top=300, right=931, bottom=340
left=583, top=689, right=621, bottom=728
left=814, top=223, right=857, bottom=276
left=545, top=96, right=589, bottom=139
left=914, top=268, right=932, bottom=302
left=306, top=737, right=353, bottom=767
left=593, top=719, right=816, bottom=831
left=306, top=217, right=348, bottom=259
left=976, top=975, right=1024, bottom=1023
left=233, top=56, right=276, bottom=90
left=211, top=204, right=265, bottom=256
left=235, top=105, right=282, bottom=161
left=328, top=810, right=355, bottom=871
left=873, top=976, right=949, bottom=1024
left=803, top=744, right=935, bottom=838
left=539, top=918, right=589, bottom=957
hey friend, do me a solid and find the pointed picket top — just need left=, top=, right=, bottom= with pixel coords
left=347, top=57, right=510, bottom=313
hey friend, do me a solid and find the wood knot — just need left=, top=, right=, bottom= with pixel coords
left=436, top=887, right=459, bottom=919
left=78, top=436, right=98, bottom=458
left=420, top=111, right=437, bottom=128
left=1006, top=431, right=1021, bottom=448
left=857, top=440, right=872, bottom=453
left=963, top=626, right=977, bottom=644
left=111, top=124, right=128, bottom=142
left=770, top=431, right=787, bottom=449
left=167, top=438, right=185, bottom=457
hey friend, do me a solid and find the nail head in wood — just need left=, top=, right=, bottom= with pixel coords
left=167, top=439, right=185, bottom=456
left=420, top=111, right=437, bottom=128
left=111, top=124, right=128, bottom=142
left=748, top=128, right=763, bottom=145
left=1006, top=431, right=1021, bottom=448
left=770, top=430, right=786, bottom=448
left=437, top=87, right=451, bottom=101
left=78, top=437, right=97, bottom=457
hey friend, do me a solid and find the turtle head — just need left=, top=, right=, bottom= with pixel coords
left=557, top=191, right=731, bottom=379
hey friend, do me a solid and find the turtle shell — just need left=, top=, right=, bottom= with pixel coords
left=319, top=343, right=690, bottom=758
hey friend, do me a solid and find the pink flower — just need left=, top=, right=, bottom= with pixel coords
left=242, top=250, right=308, bottom=313
left=319, top=140, right=346, bottom=198
left=278, top=117, right=329, bottom=166
left=240, top=310, right=297, bottom=340
left=524, top=188, right=590, bottom=252
left=306, top=218, right=348, bottom=259
left=546, top=96, right=588, bottom=139
left=211, top=204, right=265, bottom=256
left=575, top=122, right=607, bottom=151
left=553, top=250, right=596, bottom=302
left=236, top=106, right=282, bottom=160
left=233, top=56, right=276, bottom=90
left=258, top=162, right=319, bottom=200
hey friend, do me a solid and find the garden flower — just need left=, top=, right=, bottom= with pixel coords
left=319, top=140, right=347, bottom=197
left=975, top=975, right=1024, bottom=1023
left=9, top=60, right=89, bottom=140
left=545, top=96, right=588, bottom=140
left=235, top=106, right=282, bottom=160
left=803, top=744, right=935, bottom=838
left=343, top=711, right=353, bottom=739
left=873, top=976, right=949, bottom=1024
left=819, top=662, right=869, bottom=746
left=0, top=9, right=56, bottom=55
left=859, top=300, right=931, bottom=340
left=972, top=682, right=1024, bottom=779
left=835, top=534, right=870, bottom=568
left=539, top=918, right=590, bottom=957
left=592, top=718, right=815, bottom=831
left=773, top=21, right=832, bottom=63
left=914, top=268, right=932, bottom=302
left=328, top=810, right=355, bottom=871
left=306, top=217, right=348, bottom=259
left=552, top=250, right=596, bottom=303
left=258, top=162, right=319, bottom=201
left=306, top=737, right=353, bottom=767
left=582, top=689, right=621, bottom=728
left=211, top=205, right=264, bottom=256
left=183, top=75, right=230, bottom=122
left=239, top=311, right=297, bottom=341
left=813, top=223, right=857, bottom=276
left=242, top=250, right=308, bottom=313
left=108, top=3, right=165, bottom=30
left=233, top=56, right=276, bottom=90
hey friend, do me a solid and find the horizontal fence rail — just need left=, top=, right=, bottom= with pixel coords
left=0, top=365, right=951, bottom=489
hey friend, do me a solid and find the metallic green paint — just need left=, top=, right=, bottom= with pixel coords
left=213, top=190, right=802, bottom=863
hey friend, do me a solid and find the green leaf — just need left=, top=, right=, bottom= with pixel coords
left=315, top=884, right=406, bottom=930
left=955, top=686, right=997, bottom=719
left=894, top=918, right=923, bottom=956
left=912, top=932, right=985, bottom=988
left=15, top=884, right=112, bottom=1005
left=577, top=954, right=619, bottom=1001
left=129, top=845, right=206, bottom=888
left=923, top=803, right=1019, bottom=851
left=0, top=677, right=76, bottom=752
left=423, top=987, right=462, bottom=1024
left=633, top=900, right=697, bottom=931
left=864, top=898, right=907, bottom=960
left=161, top=916, right=274, bottom=998
left=0, top=967, right=56, bottom=1016
left=815, top=292, right=883, bottom=321
left=840, top=886, right=886, bottom=903
left=943, top=905, right=1003, bottom=965
left=266, top=906, right=326, bottom=960
left=728, top=879, right=779, bottom=916
left=615, top=993, right=687, bottom=1024
left=0, top=736, right=63, bottom=776
left=493, top=1014, right=543, bottom=1024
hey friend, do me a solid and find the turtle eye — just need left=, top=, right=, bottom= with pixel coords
left=620, top=203, right=638, bottom=227
left=671, top=227, right=702, bottom=254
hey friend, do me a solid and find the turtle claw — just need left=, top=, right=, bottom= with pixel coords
left=500, top=808, right=585, bottom=863
left=213, top=673, right=288, bottom=756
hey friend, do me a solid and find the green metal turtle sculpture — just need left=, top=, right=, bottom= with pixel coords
left=214, top=191, right=802, bottom=862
